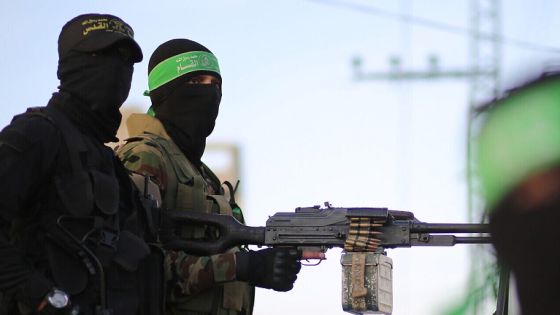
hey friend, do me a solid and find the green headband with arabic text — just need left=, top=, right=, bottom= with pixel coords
left=476, top=76, right=560, bottom=210
left=145, top=51, right=220, bottom=95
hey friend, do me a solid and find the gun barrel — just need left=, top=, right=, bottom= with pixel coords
left=411, top=223, right=490, bottom=234
left=454, top=236, right=492, bottom=244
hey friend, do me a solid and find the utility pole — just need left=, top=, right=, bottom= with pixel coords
left=466, top=0, right=501, bottom=222
left=466, top=4, right=503, bottom=315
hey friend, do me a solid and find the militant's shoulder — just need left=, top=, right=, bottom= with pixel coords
left=0, top=108, right=61, bottom=153
left=116, top=135, right=168, bottom=177
left=117, top=135, right=166, bottom=162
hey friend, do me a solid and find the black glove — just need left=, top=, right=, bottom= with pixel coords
left=235, top=247, right=302, bottom=292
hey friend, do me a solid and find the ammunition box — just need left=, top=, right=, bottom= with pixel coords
left=340, top=252, right=393, bottom=314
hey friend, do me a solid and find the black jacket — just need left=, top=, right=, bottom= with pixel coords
left=0, top=95, right=152, bottom=315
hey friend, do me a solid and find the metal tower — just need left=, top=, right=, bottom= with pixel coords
left=351, top=1, right=502, bottom=313
left=351, top=0, right=501, bottom=223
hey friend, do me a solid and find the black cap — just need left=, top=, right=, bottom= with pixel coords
left=58, top=13, right=143, bottom=62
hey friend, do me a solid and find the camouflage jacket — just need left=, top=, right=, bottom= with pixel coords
left=117, top=114, right=254, bottom=315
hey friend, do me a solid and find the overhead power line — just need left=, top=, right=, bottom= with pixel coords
left=308, top=0, right=560, bottom=55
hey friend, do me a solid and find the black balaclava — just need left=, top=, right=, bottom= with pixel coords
left=489, top=169, right=560, bottom=315
left=56, top=48, right=133, bottom=142
left=148, top=39, right=222, bottom=166
left=52, top=13, right=142, bottom=143
left=490, top=200, right=560, bottom=314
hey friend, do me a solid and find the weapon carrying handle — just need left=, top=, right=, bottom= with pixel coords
left=388, top=210, right=415, bottom=220
left=160, top=210, right=266, bottom=255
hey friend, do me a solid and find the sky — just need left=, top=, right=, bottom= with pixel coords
left=2, top=1, right=560, bottom=314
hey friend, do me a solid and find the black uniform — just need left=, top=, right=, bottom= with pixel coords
left=0, top=93, right=152, bottom=315
left=0, top=13, right=160, bottom=315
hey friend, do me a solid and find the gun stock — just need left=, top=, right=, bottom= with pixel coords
left=161, top=210, right=266, bottom=255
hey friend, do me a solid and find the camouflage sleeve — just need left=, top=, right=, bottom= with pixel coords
left=117, top=141, right=169, bottom=192
left=165, top=249, right=238, bottom=296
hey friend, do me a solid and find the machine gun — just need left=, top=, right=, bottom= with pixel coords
left=162, top=203, right=493, bottom=314
left=162, top=202, right=490, bottom=254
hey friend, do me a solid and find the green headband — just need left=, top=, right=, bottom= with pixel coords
left=476, top=77, right=560, bottom=210
left=146, top=51, right=220, bottom=94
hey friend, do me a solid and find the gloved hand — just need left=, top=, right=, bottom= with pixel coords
left=235, top=247, right=302, bottom=292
